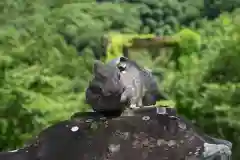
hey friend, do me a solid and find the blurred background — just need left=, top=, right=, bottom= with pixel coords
left=0, top=0, right=239, bottom=159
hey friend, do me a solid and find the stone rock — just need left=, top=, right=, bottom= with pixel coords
left=0, top=107, right=232, bottom=160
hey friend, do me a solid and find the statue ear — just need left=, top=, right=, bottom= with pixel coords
left=93, top=60, right=104, bottom=74
left=119, top=56, right=128, bottom=62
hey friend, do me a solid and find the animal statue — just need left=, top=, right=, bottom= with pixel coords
left=85, top=60, right=127, bottom=117
left=85, top=57, right=169, bottom=116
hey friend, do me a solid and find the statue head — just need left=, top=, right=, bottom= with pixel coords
left=86, top=60, right=126, bottom=114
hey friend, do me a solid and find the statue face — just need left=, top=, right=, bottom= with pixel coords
left=86, top=60, right=126, bottom=112
left=91, top=60, right=124, bottom=96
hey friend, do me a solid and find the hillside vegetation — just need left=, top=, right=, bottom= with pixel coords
left=0, top=0, right=240, bottom=159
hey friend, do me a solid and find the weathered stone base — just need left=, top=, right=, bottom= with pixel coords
left=0, top=107, right=232, bottom=160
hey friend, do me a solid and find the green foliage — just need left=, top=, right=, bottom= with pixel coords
left=174, top=28, right=201, bottom=55
left=161, top=12, right=240, bottom=159
left=104, top=32, right=158, bottom=62
left=0, top=0, right=240, bottom=159
left=0, top=2, right=96, bottom=150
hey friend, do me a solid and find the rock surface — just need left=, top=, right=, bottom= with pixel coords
left=0, top=107, right=232, bottom=160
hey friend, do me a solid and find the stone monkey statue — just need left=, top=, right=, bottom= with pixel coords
left=86, top=57, right=169, bottom=116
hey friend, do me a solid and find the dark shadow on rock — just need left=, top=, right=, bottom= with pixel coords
left=0, top=107, right=232, bottom=160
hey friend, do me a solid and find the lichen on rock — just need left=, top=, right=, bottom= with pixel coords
left=0, top=107, right=232, bottom=160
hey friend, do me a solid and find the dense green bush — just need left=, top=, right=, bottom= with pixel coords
left=0, top=0, right=240, bottom=159
left=162, top=13, right=240, bottom=159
